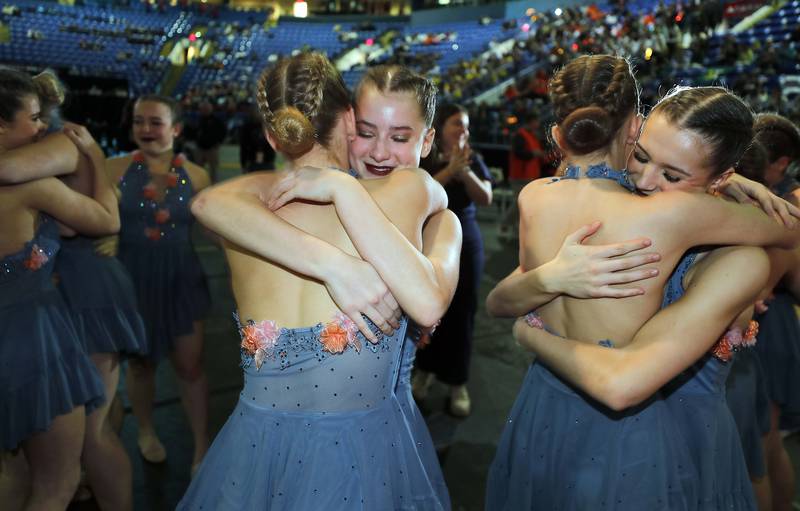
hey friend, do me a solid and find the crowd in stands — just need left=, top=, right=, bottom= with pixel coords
left=1, top=0, right=797, bottom=157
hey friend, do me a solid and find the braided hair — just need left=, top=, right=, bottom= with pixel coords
left=256, top=52, right=351, bottom=159
left=653, top=86, right=754, bottom=177
left=548, top=55, right=639, bottom=155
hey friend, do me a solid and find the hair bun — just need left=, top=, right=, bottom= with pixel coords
left=32, top=70, right=65, bottom=109
left=271, top=106, right=315, bottom=158
left=560, top=106, right=614, bottom=155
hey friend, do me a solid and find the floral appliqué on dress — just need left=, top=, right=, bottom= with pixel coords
left=711, top=320, right=758, bottom=362
left=237, top=312, right=372, bottom=371
left=23, top=244, right=49, bottom=271
left=133, top=151, right=184, bottom=241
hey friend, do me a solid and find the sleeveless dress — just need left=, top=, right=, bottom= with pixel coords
left=178, top=315, right=450, bottom=510
left=56, top=235, right=146, bottom=356
left=661, top=252, right=757, bottom=509
left=726, top=349, right=770, bottom=478
left=0, top=216, right=105, bottom=450
left=758, top=175, right=800, bottom=429
left=485, top=164, right=698, bottom=511
left=116, top=152, right=211, bottom=361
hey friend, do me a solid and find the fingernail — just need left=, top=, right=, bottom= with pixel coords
left=650, top=269, right=658, bottom=275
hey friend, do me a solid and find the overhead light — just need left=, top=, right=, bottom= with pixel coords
left=294, top=0, right=308, bottom=18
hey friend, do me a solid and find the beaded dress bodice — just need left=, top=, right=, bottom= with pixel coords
left=0, top=216, right=60, bottom=306
left=118, top=153, right=195, bottom=244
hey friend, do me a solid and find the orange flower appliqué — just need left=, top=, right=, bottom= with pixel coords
left=132, top=151, right=145, bottom=163
left=165, top=173, right=179, bottom=188
left=142, top=183, right=157, bottom=200
left=155, top=208, right=171, bottom=224
left=320, top=322, right=350, bottom=354
left=144, top=227, right=161, bottom=241
left=23, top=244, right=49, bottom=271
left=712, top=320, right=759, bottom=362
left=239, top=319, right=280, bottom=370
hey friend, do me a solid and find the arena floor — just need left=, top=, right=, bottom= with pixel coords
left=68, top=146, right=800, bottom=510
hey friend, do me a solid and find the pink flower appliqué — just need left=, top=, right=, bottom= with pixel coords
left=712, top=320, right=759, bottom=362
left=240, top=319, right=280, bottom=370
left=23, top=244, right=49, bottom=271
left=524, top=311, right=545, bottom=330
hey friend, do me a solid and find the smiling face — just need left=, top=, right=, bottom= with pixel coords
left=627, top=111, right=721, bottom=194
left=349, top=85, right=434, bottom=179
left=0, top=94, right=46, bottom=150
left=132, top=99, right=180, bottom=156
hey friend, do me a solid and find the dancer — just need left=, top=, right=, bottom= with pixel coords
left=0, top=66, right=117, bottom=510
left=107, top=95, right=211, bottom=471
left=751, top=112, right=800, bottom=511
left=181, top=53, right=456, bottom=509
left=485, top=56, right=796, bottom=510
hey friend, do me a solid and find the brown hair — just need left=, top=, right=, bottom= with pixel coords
left=256, top=52, right=351, bottom=159
left=548, top=55, right=639, bottom=155
left=735, top=139, right=768, bottom=184
left=135, top=94, right=183, bottom=124
left=0, top=66, right=39, bottom=122
left=355, top=65, right=438, bottom=128
left=753, top=113, right=800, bottom=164
left=652, top=86, right=753, bottom=177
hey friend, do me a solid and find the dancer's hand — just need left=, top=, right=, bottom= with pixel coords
left=62, top=122, right=99, bottom=155
left=540, top=221, right=661, bottom=298
left=93, top=234, right=119, bottom=257
left=717, top=174, right=800, bottom=228
left=267, top=166, right=353, bottom=210
left=324, top=254, right=402, bottom=343
left=512, top=316, right=557, bottom=352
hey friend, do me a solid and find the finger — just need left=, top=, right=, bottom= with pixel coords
left=725, top=186, right=749, bottom=204
left=757, top=195, right=778, bottom=223
left=266, top=176, right=295, bottom=205
left=592, top=286, right=646, bottom=299
left=600, top=252, right=661, bottom=272
left=374, top=299, right=398, bottom=330
left=269, top=189, right=296, bottom=210
left=775, top=201, right=793, bottom=228
left=350, top=313, right=378, bottom=343
left=564, top=221, right=601, bottom=245
left=785, top=201, right=800, bottom=221
left=596, top=267, right=659, bottom=285
left=595, top=238, right=653, bottom=258
left=362, top=305, right=393, bottom=336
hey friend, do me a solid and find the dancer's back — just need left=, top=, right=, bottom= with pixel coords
left=228, top=169, right=431, bottom=327
left=522, top=173, right=782, bottom=348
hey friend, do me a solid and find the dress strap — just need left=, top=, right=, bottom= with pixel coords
left=553, top=163, right=635, bottom=192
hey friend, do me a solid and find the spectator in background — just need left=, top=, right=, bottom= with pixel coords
left=238, top=104, right=275, bottom=173
left=501, top=111, right=544, bottom=240
left=193, top=101, right=226, bottom=182
left=414, top=103, right=493, bottom=417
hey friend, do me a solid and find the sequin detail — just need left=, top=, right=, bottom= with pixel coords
left=711, top=320, right=759, bottom=362
left=522, top=311, right=614, bottom=347
left=23, top=244, right=50, bottom=271
left=547, top=162, right=636, bottom=192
